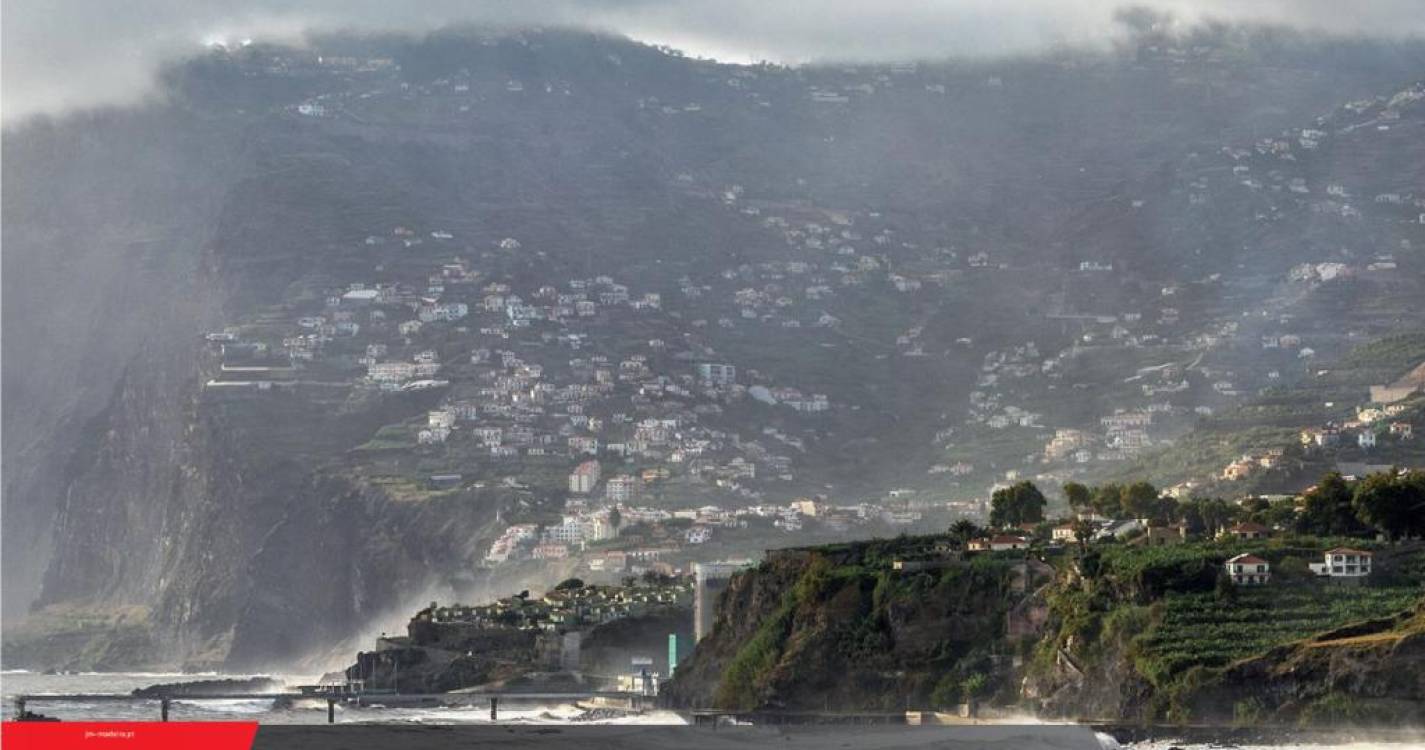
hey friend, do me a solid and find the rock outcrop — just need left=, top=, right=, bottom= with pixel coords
left=664, top=540, right=1049, bottom=711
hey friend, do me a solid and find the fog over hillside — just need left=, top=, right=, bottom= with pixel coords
left=2, top=10, right=1424, bottom=675
left=5, top=0, right=1425, bottom=121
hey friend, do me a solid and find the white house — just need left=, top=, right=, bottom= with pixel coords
left=1309, top=548, right=1373, bottom=579
left=1226, top=554, right=1271, bottom=585
left=988, top=535, right=1030, bottom=552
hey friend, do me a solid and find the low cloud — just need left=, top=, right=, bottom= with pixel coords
left=3, top=0, right=1424, bottom=123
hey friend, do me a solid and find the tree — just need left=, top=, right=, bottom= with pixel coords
left=1063, top=482, right=1092, bottom=511
left=1091, top=483, right=1125, bottom=518
left=1353, top=470, right=1425, bottom=541
left=1179, top=499, right=1207, bottom=536
left=1151, top=495, right=1180, bottom=526
left=949, top=519, right=980, bottom=545
left=1262, top=498, right=1298, bottom=531
left=990, top=481, right=1047, bottom=527
left=1297, top=473, right=1358, bottom=536
left=553, top=577, right=585, bottom=591
left=1122, top=481, right=1160, bottom=520
left=607, top=507, right=622, bottom=531
left=1198, top=497, right=1235, bottom=538
left=1071, top=518, right=1096, bottom=546
left=961, top=672, right=988, bottom=708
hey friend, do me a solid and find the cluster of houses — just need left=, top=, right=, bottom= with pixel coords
left=419, top=578, right=693, bottom=632
left=1221, top=447, right=1288, bottom=482
left=1225, top=547, right=1375, bottom=586
left=209, top=48, right=1425, bottom=572
left=936, top=82, right=1424, bottom=501
left=480, top=492, right=956, bottom=574
left=1299, top=398, right=1415, bottom=454
left=208, top=217, right=874, bottom=510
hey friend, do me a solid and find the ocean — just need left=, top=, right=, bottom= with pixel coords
left=0, top=671, right=686, bottom=725
left=2, top=671, right=1421, bottom=750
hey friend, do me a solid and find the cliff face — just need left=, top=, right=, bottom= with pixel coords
left=669, top=538, right=1425, bottom=725
left=1, top=108, right=238, bottom=621
left=1, top=104, right=511, bottom=671
left=664, top=541, right=1049, bottom=711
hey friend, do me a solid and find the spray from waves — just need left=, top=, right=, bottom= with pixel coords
left=171, top=698, right=273, bottom=715
left=293, top=563, right=583, bottom=675
left=73, top=671, right=222, bottom=678
left=340, top=702, right=688, bottom=725
left=1094, top=731, right=1122, bottom=750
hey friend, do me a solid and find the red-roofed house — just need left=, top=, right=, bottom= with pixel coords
left=1226, top=553, right=1270, bottom=585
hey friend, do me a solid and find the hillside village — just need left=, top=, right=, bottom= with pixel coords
left=188, top=35, right=1424, bottom=579
left=11, top=17, right=1425, bottom=682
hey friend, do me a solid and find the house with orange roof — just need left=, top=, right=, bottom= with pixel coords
left=1226, top=553, right=1271, bottom=585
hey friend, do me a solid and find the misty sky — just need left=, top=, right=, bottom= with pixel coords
left=4, top=0, right=1425, bottom=123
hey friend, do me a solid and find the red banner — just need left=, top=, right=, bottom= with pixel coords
left=1, top=721, right=258, bottom=750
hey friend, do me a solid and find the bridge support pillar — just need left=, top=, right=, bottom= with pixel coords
left=327, top=699, right=336, bottom=724
left=161, top=698, right=170, bottom=722
left=490, top=697, right=498, bottom=722
left=15, top=697, right=26, bottom=720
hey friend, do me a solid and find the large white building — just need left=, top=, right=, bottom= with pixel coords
left=583, top=514, right=618, bottom=542
left=569, top=460, right=601, bottom=494
left=605, top=475, right=642, bottom=503
left=546, top=517, right=586, bottom=545
left=1310, top=547, right=1373, bottom=578
left=696, top=363, right=737, bottom=386
left=368, top=361, right=416, bottom=382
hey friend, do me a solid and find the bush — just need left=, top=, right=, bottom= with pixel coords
left=1233, top=696, right=1265, bottom=726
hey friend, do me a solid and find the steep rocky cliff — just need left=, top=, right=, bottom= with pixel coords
left=668, top=537, right=1425, bottom=725
left=664, top=539, right=1050, bottom=711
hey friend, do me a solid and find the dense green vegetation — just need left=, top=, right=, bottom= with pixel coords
left=990, top=481, right=1048, bottom=527
left=709, top=540, right=1024, bottom=711
left=1034, top=533, right=1425, bottom=722
left=1139, top=586, right=1420, bottom=679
